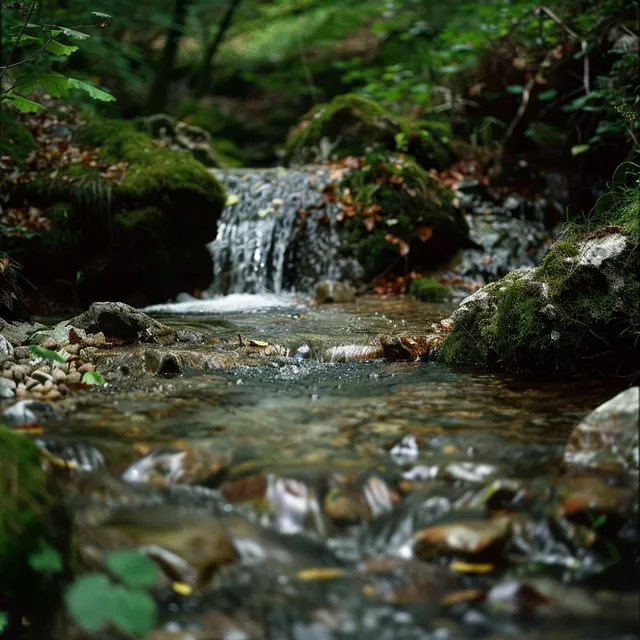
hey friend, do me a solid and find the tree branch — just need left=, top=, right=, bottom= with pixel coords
left=0, top=0, right=39, bottom=83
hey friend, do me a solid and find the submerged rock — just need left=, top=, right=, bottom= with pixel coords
left=564, top=387, right=639, bottom=473
left=314, top=280, right=355, bottom=304
left=68, top=302, right=176, bottom=345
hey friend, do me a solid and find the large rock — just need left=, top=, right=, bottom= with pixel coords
left=11, top=117, right=225, bottom=307
left=68, top=302, right=176, bottom=345
left=437, top=232, right=640, bottom=375
left=564, top=387, right=639, bottom=473
left=436, top=164, right=640, bottom=376
left=137, top=113, right=220, bottom=167
left=286, top=93, right=452, bottom=169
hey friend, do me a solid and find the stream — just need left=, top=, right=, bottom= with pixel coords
left=33, top=295, right=639, bottom=639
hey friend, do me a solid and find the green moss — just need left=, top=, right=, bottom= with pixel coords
left=286, top=93, right=451, bottom=168
left=0, top=111, right=37, bottom=164
left=338, top=153, right=468, bottom=278
left=438, top=169, right=640, bottom=376
left=75, top=118, right=225, bottom=212
left=0, top=427, right=70, bottom=630
left=409, top=277, right=451, bottom=302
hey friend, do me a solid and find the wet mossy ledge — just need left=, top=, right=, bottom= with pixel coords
left=17, top=116, right=226, bottom=307
left=286, top=93, right=452, bottom=169
left=437, top=163, right=640, bottom=377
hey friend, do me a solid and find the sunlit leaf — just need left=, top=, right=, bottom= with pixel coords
left=45, top=40, right=79, bottom=56
left=297, top=568, right=346, bottom=581
left=248, top=339, right=269, bottom=347
left=450, top=561, right=495, bottom=573
left=570, top=144, right=591, bottom=156
left=226, top=194, right=240, bottom=206
left=81, top=371, right=105, bottom=386
left=29, top=345, right=65, bottom=363
left=172, top=582, right=192, bottom=595
left=1, top=94, right=43, bottom=113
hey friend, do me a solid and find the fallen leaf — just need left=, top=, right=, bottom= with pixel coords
left=417, top=225, right=433, bottom=242
left=450, top=561, right=496, bottom=574
left=441, top=588, right=485, bottom=606
left=226, top=194, right=240, bottom=206
left=248, top=339, right=269, bottom=347
left=297, top=568, right=346, bottom=581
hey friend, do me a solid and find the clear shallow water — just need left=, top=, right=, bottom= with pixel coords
left=36, top=297, right=639, bottom=638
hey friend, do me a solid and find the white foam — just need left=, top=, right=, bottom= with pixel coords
left=142, top=293, right=306, bottom=314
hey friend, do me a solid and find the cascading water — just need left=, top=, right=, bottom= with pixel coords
left=208, top=168, right=362, bottom=295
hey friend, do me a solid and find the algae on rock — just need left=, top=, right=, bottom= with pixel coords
left=437, top=162, right=640, bottom=376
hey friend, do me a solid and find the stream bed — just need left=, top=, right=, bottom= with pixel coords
left=34, top=296, right=639, bottom=639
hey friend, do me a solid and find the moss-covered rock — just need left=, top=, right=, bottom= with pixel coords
left=437, top=163, right=640, bottom=376
left=0, top=426, right=70, bottom=635
left=409, top=277, right=451, bottom=302
left=17, top=117, right=226, bottom=306
left=0, top=111, right=37, bottom=164
left=338, top=153, right=469, bottom=278
left=286, top=93, right=452, bottom=169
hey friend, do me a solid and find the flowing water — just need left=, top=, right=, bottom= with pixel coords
left=34, top=296, right=639, bottom=639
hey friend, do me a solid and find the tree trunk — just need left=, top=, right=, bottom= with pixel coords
left=146, top=0, right=190, bottom=114
left=196, top=0, right=242, bottom=98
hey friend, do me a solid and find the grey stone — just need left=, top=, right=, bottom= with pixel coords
left=2, top=399, right=54, bottom=426
left=565, top=387, right=639, bottom=472
left=32, top=370, right=54, bottom=384
left=0, top=333, right=13, bottom=358
left=67, top=302, right=176, bottom=345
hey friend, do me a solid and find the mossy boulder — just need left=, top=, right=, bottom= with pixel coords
left=437, top=163, right=640, bottom=376
left=409, top=277, right=451, bottom=302
left=0, top=252, right=29, bottom=321
left=338, top=154, right=470, bottom=279
left=286, top=93, right=452, bottom=169
left=17, top=117, right=225, bottom=306
left=0, top=426, right=70, bottom=635
left=0, top=111, right=37, bottom=165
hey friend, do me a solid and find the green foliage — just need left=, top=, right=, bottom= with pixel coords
left=81, top=371, right=105, bottom=385
left=65, top=555, right=157, bottom=636
left=28, top=543, right=64, bottom=573
left=28, top=345, right=65, bottom=363
left=409, top=277, right=450, bottom=302
left=0, top=4, right=115, bottom=113
left=0, top=111, right=37, bottom=163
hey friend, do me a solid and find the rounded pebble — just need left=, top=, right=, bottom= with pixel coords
left=32, top=370, right=54, bottom=384
left=78, top=363, right=96, bottom=374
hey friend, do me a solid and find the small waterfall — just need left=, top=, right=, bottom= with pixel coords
left=208, top=168, right=361, bottom=295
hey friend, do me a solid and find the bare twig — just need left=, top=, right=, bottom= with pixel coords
left=0, top=35, right=54, bottom=72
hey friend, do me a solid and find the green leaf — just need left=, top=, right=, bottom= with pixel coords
left=570, top=144, right=591, bottom=156
left=506, top=85, right=524, bottom=95
left=91, top=12, right=112, bottom=19
left=29, top=345, right=66, bottom=363
left=538, top=89, right=558, bottom=101
left=106, top=550, right=158, bottom=589
left=39, top=73, right=71, bottom=98
left=45, top=40, right=79, bottom=56
left=53, top=26, right=90, bottom=40
left=28, top=544, right=63, bottom=573
left=1, top=94, right=43, bottom=113
left=66, top=78, right=115, bottom=102
left=111, top=587, right=157, bottom=635
left=65, top=573, right=114, bottom=631
left=81, top=371, right=105, bottom=386
left=0, top=611, right=7, bottom=633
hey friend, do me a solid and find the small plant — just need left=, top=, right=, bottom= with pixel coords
left=65, top=549, right=158, bottom=636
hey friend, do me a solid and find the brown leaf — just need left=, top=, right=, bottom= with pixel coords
left=417, top=225, right=433, bottom=242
